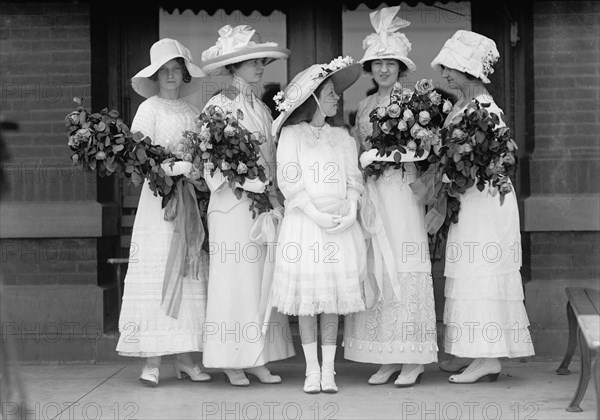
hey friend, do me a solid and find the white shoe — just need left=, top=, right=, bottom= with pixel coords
left=139, top=366, right=159, bottom=387
left=449, top=358, right=501, bottom=384
left=223, top=369, right=250, bottom=386
left=173, top=360, right=211, bottom=382
left=321, top=363, right=338, bottom=393
left=245, top=366, right=282, bottom=384
left=303, top=370, right=321, bottom=394
left=368, top=364, right=403, bottom=385
left=394, top=364, right=424, bottom=387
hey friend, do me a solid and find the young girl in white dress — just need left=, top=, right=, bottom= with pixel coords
left=270, top=57, right=366, bottom=394
left=200, top=25, right=296, bottom=387
left=116, top=38, right=211, bottom=387
left=343, top=7, right=438, bottom=387
left=429, top=30, right=535, bottom=383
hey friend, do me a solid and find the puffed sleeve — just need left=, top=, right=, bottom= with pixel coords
left=341, top=129, right=365, bottom=204
left=130, top=99, right=156, bottom=141
left=276, top=126, right=312, bottom=211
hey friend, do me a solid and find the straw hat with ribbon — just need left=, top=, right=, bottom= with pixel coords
left=201, top=25, right=290, bottom=76
left=131, top=38, right=207, bottom=99
left=271, top=56, right=362, bottom=137
left=360, top=6, right=416, bottom=72
left=431, top=30, right=500, bottom=84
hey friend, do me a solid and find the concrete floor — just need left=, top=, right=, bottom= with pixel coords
left=4, top=359, right=598, bottom=420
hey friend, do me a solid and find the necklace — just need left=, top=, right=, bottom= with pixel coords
left=307, top=123, right=324, bottom=139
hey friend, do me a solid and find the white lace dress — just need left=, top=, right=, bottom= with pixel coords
left=442, top=96, right=535, bottom=358
left=271, top=123, right=367, bottom=316
left=343, top=94, right=438, bottom=364
left=116, top=95, right=209, bottom=357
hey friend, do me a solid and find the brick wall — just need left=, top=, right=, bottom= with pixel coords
left=531, top=1, right=599, bottom=195
left=525, top=1, right=600, bottom=358
left=0, top=2, right=95, bottom=202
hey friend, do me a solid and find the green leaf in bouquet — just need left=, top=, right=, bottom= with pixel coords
left=234, top=187, right=243, bottom=200
left=136, top=146, right=147, bottom=163
left=393, top=151, right=401, bottom=163
left=165, top=176, right=173, bottom=186
left=132, top=131, right=144, bottom=142
left=113, top=144, right=124, bottom=152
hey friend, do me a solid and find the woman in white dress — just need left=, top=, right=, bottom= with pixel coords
left=270, top=57, right=366, bottom=394
left=116, top=38, right=211, bottom=386
left=200, top=25, right=296, bottom=386
left=429, top=30, right=535, bottom=383
left=343, top=7, right=438, bottom=387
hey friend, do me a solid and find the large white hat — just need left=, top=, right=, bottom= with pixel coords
left=360, top=6, right=416, bottom=72
left=201, top=25, right=290, bottom=76
left=271, top=56, right=362, bottom=137
left=131, top=38, right=207, bottom=99
left=431, top=30, right=500, bottom=84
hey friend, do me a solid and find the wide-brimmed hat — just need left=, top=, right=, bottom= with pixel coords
left=131, top=38, right=207, bottom=98
left=360, top=6, right=416, bottom=72
left=271, top=56, right=362, bottom=137
left=201, top=25, right=290, bottom=76
left=431, top=30, right=499, bottom=84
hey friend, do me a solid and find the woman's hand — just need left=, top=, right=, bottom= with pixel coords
left=237, top=178, right=268, bottom=193
left=359, top=149, right=378, bottom=168
left=161, top=161, right=192, bottom=177
left=303, top=203, right=339, bottom=229
left=326, top=200, right=357, bottom=234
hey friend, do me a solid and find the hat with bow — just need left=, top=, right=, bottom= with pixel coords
left=131, top=38, right=207, bottom=98
left=360, top=6, right=416, bottom=72
left=201, top=25, right=290, bottom=76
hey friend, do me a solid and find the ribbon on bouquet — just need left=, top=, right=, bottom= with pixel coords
left=408, top=165, right=447, bottom=235
left=161, top=179, right=206, bottom=319
left=247, top=206, right=284, bottom=335
left=360, top=179, right=402, bottom=308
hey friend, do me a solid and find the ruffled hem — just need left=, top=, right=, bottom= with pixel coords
left=343, top=338, right=438, bottom=364
left=443, top=323, right=535, bottom=358
left=272, top=295, right=366, bottom=316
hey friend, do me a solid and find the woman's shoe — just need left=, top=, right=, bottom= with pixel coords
left=139, top=366, right=159, bottom=387
left=321, top=363, right=338, bottom=394
left=173, top=360, right=211, bottom=382
left=223, top=369, right=250, bottom=386
left=303, top=370, right=321, bottom=394
left=368, top=364, right=403, bottom=385
left=245, top=366, right=282, bottom=384
left=448, top=358, right=501, bottom=384
left=394, top=364, right=424, bottom=387
left=439, top=357, right=472, bottom=373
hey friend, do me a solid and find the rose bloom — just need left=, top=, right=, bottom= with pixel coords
left=380, top=121, right=392, bottom=134
left=410, top=123, right=427, bottom=139
left=221, top=161, right=231, bottom=171
left=224, top=124, right=237, bottom=137
left=199, top=124, right=211, bottom=142
left=76, top=127, right=91, bottom=138
left=188, top=166, right=201, bottom=180
left=237, top=161, right=248, bottom=174
left=397, top=119, right=408, bottom=131
left=415, top=79, right=435, bottom=95
left=452, top=128, right=467, bottom=140
left=462, top=143, right=473, bottom=153
left=400, top=88, right=413, bottom=103
left=376, top=106, right=387, bottom=119
left=72, top=154, right=79, bottom=163
left=387, top=103, right=401, bottom=118
left=183, top=152, right=193, bottom=162
left=428, top=91, right=442, bottom=105
left=443, top=99, right=453, bottom=113
left=66, top=111, right=80, bottom=125
left=406, top=140, right=417, bottom=151
left=402, top=109, right=414, bottom=121
left=95, top=151, right=106, bottom=160
left=68, top=135, right=79, bottom=147
left=418, top=111, right=431, bottom=125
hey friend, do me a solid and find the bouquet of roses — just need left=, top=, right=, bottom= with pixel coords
left=362, top=79, right=451, bottom=180
left=65, top=98, right=209, bottom=211
left=417, top=99, right=518, bottom=244
left=189, top=104, right=272, bottom=219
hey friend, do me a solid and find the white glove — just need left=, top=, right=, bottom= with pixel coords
left=326, top=200, right=357, bottom=234
left=303, top=202, right=339, bottom=229
left=360, top=149, right=397, bottom=168
left=161, top=161, right=192, bottom=177
left=236, top=178, right=268, bottom=193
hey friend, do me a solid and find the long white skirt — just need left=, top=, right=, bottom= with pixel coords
left=116, top=180, right=208, bottom=357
